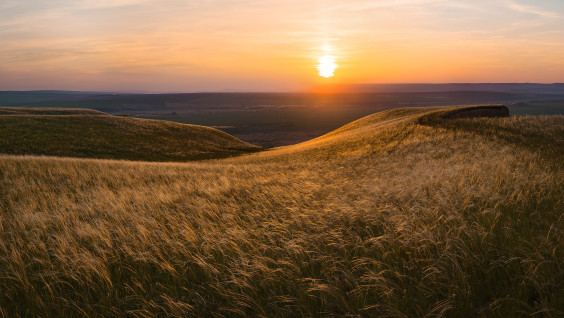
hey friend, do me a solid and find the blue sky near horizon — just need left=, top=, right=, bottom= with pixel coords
left=0, top=0, right=563, bottom=92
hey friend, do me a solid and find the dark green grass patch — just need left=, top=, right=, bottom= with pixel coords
left=0, top=111, right=261, bottom=161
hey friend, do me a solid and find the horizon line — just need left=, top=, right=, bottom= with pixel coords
left=1, top=82, right=564, bottom=95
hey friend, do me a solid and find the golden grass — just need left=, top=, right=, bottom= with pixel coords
left=0, top=106, right=562, bottom=317
left=0, top=109, right=260, bottom=161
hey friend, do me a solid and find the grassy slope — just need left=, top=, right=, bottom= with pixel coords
left=0, top=106, right=562, bottom=317
left=0, top=108, right=260, bottom=161
left=0, top=107, right=107, bottom=115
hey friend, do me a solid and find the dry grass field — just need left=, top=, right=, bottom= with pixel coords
left=0, top=105, right=562, bottom=317
left=0, top=108, right=260, bottom=161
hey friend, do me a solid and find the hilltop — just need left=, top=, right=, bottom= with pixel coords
left=0, top=105, right=562, bottom=317
left=0, top=108, right=260, bottom=161
left=0, top=107, right=107, bottom=115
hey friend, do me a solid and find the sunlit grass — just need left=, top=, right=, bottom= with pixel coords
left=0, top=106, right=562, bottom=317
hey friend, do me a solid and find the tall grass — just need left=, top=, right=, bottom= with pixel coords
left=0, top=106, right=562, bottom=317
left=0, top=110, right=260, bottom=161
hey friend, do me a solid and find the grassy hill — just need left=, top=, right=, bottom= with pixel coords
left=0, top=108, right=261, bottom=161
left=0, top=107, right=107, bottom=115
left=0, top=105, right=562, bottom=317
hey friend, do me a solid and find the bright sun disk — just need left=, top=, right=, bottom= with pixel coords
left=317, top=54, right=337, bottom=78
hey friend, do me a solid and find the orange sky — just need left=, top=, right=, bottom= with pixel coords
left=1, top=0, right=563, bottom=92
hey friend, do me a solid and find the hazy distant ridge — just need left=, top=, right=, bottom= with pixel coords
left=332, top=83, right=564, bottom=94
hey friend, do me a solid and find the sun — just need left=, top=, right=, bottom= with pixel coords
left=317, top=54, right=337, bottom=78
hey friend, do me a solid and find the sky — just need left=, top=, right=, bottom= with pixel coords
left=0, top=0, right=563, bottom=92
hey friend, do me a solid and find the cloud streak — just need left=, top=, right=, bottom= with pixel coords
left=504, top=0, right=560, bottom=18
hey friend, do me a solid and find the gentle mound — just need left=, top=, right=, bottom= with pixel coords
left=0, top=108, right=260, bottom=161
left=0, top=107, right=107, bottom=115
left=268, top=105, right=515, bottom=158
left=417, top=104, right=510, bottom=124
left=0, top=105, right=562, bottom=317
left=440, top=104, right=509, bottom=119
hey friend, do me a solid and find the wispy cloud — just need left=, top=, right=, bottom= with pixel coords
left=73, top=0, right=154, bottom=10
left=320, top=0, right=446, bottom=13
left=504, top=0, right=559, bottom=18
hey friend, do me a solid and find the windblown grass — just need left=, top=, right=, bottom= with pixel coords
left=0, top=108, right=260, bottom=161
left=0, top=107, right=106, bottom=115
left=0, top=106, right=562, bottom=317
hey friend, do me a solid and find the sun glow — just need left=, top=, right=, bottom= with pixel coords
left=317, top=54, right=338, bottom=78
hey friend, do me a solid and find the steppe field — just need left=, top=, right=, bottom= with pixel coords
left=0, top=105, right=562, bottom=317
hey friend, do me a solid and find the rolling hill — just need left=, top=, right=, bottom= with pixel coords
left=0, top=105, right=562, bottom=317
left=0, top=108, right=260, bottom=161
